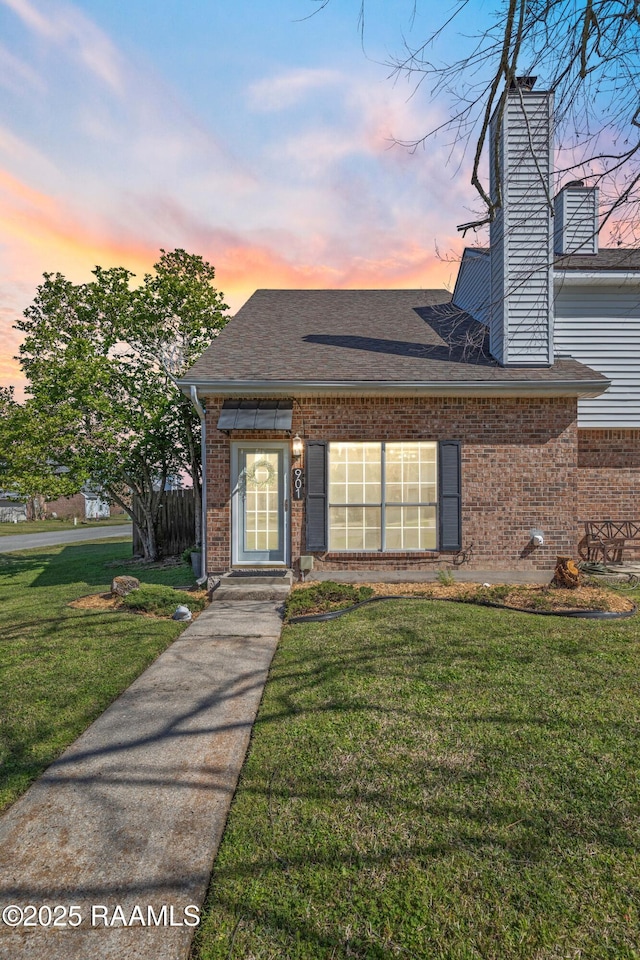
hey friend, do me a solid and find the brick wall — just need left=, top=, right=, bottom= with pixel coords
left=577, top=429, right=640, bottom=558
left=205, top=395, right=579, bottom=573
left=46, top=493, right=86, bottom=520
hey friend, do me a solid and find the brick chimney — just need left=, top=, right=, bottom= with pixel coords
left=554, top=180, right=599, bottom=255
left=489, top=78, right=554, bottom=365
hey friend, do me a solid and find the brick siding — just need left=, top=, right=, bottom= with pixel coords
left=205, top=395, right=580, bottom=573
left=45, top=493, right=87, bottom=520
left=577, top=429, right=640, bottom=558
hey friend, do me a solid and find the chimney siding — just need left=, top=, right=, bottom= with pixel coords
left=489, top=89, right=554, bottom=365
left=554, top=185, right=599, bottom=255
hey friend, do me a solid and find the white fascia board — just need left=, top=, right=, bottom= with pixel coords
left=177, top=378, right=609, bottom=399
left=555, top=272, right=640, bottom=286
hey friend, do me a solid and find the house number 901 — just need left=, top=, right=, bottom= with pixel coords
left=292, top=467, right=304, bottom=500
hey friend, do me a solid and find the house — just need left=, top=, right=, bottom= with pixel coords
left=46, top=489, right=112, bottom=520
left=178, top=78, right=640, bottom=576
left=0, top=491, right=27, bottom=523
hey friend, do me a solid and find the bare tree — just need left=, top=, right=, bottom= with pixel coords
left=313, top=0, right=640, bottom=243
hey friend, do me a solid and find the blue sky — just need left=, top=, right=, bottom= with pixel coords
left=0, top=0, right=487, bottom=391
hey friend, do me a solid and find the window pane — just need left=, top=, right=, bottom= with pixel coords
left=331, top=483, right=347, bottom=505
left=330, top=462, right=347, bottom=483
left=385, top=506, right=436, bottom=550
left=327, top=441, right=439, bottom=552
left=386, top=442, right=437, bottom=503
left=243, top=451, right=280, bottom=552
left=329, top=443, right=381, bottom=504
left=329, top=506, right=381, bottom=551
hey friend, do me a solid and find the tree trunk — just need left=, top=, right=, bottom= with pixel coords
left=132, top=506, right=158, bottom=562
left=27, top=494, right=47, bottom=520
left=142, top=514, right=159, bottom=562
left=552, top=556, right=581, bottom=588
left=109, top=486, right=159, bottom=562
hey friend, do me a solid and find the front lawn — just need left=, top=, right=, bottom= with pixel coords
left=0, top=516, right=131, bottom=536
left=194, top=597, right=640, bottom=959
left=0, top=539, right=195, bottom=811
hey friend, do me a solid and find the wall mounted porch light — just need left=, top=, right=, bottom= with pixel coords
left=530, top=528, right=544, bottom=546
left=292, top=433, right=303, bottom=459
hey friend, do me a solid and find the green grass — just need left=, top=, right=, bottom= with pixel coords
left=285, top=581, right=375, bottom=619
left=193, top=597, right=640, bottom=960
left=0, top=538, right=195, bottom=811
left=0, top=516, right=131, bottom=536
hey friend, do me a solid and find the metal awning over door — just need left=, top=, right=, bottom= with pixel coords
left=217, top=399, right=293, bottom=431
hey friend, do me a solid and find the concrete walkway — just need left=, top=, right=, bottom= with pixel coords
left=0, top=524, right=132, bottom=553
left=0, top=599, right=283, bottom=960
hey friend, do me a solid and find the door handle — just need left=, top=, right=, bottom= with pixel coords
left=284, top=499, right=289, bottom=513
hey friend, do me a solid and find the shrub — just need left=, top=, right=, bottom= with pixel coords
left=474, top=584, right=511, bottom=604
left=120, top=584, right=206, bottom=618
left=436, top=568, right=456, bottom=586
left=285, top=581, right=374, bottom=619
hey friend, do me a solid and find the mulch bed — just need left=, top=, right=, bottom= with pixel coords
left=69, top=591, right=208, bottom=618
left=69, top=592, right=122, bottom=612
left=291, top=581, right=635, bottom=615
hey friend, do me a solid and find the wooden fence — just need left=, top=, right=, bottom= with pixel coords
left=132, top=489, right=196, bottom=558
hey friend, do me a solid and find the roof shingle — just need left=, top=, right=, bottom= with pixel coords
left=181, top=289, right=607, bottom=389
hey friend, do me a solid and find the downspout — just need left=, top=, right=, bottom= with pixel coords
left=189, top=385, right=207, bottom=583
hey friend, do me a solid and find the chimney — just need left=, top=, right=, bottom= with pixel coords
left=554, top=180, right=599, bottom=255
left=489, top=79, right=554, bottom=365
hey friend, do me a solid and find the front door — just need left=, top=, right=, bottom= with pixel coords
left=232, top=444, right=288, bottom=565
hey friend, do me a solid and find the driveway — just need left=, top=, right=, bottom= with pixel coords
left=0, top=524, right=132, bottom=553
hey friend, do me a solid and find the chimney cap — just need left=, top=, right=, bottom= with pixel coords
left=509, top=76, right=537, bottom=90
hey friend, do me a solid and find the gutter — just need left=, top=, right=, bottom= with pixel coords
left=178, top=378, right=610, bottom=400
left=189, top=385, right=207, bottom=583
left=555, top=271, right=640, bottom=286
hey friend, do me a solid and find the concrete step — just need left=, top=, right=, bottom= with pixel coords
left=211, top=583, right=292, bottom=602
left=222, top=575, right=292, bottom=586
left=210, top=572, right=292, bottom=602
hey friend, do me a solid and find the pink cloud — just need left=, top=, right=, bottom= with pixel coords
left=0, top=41, right=44, bottom=94
left=248, top=68, right=342, bottom=112
left=1, top=0, right=125, bottom=93
left=0, top=2, right=475, bottom=398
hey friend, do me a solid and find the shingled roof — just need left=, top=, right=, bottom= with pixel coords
left=468, top=246, right=640, bottom=271
left=555, top=247, right=640, bottom=271
left=179, top=289, right=608, bottom=396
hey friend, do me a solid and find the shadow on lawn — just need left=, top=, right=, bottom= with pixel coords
left=188, top=608, right=640, bottom=956
left=0, top=609, right=134, bottom=642
left=0, top=541, right=134, bottom=589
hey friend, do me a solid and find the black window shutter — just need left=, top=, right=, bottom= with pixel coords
left=305, top=441, right=328, bottom=551
left=439, top=441, right=462, bottom=551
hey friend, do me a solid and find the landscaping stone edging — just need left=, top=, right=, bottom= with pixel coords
left=287, top=595, right=638, bottom=624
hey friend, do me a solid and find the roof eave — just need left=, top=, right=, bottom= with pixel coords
left=178, top=378, right=610, bottom=400
left=555, top=271, right=640, bottom=285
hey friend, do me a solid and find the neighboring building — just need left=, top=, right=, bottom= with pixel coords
left=179, top=78, right=640, bottom=575
left=46, top=490, right=112, bottom=520
left=0, top=491, right=27, bottom=523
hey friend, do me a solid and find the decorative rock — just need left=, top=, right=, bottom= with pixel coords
left=173, top=605, right=192, bottom=622
left=111, top=575, right=141, bottom=597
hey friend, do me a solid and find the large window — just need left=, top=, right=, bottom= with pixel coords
left=328, top=441, right=437, bottom=551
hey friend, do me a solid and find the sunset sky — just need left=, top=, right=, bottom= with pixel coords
left=0, top=0, right=490, bottom=392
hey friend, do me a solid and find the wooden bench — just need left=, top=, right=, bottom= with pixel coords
left=579, top=521, right=640, bottom=564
